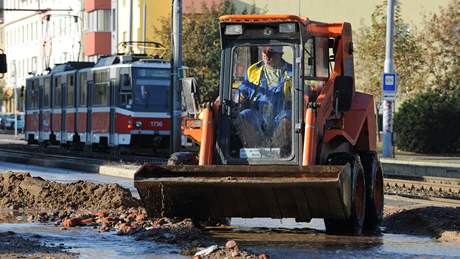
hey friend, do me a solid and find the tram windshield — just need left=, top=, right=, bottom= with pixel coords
left=132, top=68, right=170, bottom=112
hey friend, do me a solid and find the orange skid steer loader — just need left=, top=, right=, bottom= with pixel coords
left=134, top=15, right=383, bottom=234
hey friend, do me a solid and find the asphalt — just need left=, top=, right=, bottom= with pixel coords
left=0, top=134, right=458, bottom=179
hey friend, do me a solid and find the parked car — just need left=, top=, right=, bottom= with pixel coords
left=0, top=113, right=24, bottom=132
left=0, top=114, right=7, bottom=129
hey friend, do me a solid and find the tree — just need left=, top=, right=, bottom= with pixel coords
left=156, top=1, right=254, bottom=101
left=419, top=0, right=460, bottom=95
left=394, top=88, right=460, bottom=153
left=354, top=1, right=426, bottom=101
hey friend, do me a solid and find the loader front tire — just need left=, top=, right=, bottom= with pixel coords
left=325, top=153, right=366, bottom=235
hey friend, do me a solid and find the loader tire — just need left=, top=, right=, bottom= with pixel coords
left=360, top=152, right=384, bottom=233
left=325, top=153, right=366, bottom=235
left=167, top=152, right=198, bottom=165
left=192, top=217, right=231, bottom=228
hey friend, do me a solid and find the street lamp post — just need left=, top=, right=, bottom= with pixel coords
left=171, top=0, right=183, bottom=153
left=382, top=0, right=396, bottom=158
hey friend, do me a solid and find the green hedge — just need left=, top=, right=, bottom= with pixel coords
left=394, top=88, right=460, bottom=153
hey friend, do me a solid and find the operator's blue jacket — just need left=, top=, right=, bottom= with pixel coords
left=238, top=60, right=293, bottom=124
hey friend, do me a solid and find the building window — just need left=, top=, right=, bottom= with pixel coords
left=86, top=10, right=111, bottom=32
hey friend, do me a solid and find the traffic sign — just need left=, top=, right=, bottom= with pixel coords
left=382, top=73, right=397, bottom=100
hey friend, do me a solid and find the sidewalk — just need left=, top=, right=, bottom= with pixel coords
left=380, top=151, right=460, bottom=179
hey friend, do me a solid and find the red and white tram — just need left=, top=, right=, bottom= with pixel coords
left=25, top=56, right=171, bottom=150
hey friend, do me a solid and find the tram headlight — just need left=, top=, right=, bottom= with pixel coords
left=127, top=119, right=133, bottom=129
left=135, top=121, right=142, bottom=128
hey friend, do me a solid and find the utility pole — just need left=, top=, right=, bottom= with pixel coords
left=171, top=0, right=183, bottom=153
left=128, top=0, right=133, bottom=53
left=143, top=1, right=147, bottom=54
left=382, top=0, right=396, bottom=158
left=12, top=62, right=17, bottom=138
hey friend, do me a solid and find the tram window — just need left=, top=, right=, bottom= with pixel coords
left=93, top=71, right=109, bottom=106
left=67, top=75, right=75, bottom=107
left=79, top=73, right=87, bottom=107
left=43, top=78, right=50, bottom=108
left=54, top=77, right=62, bottom=108
left=132, top=68, right=170, bottom=112
left=120, top=73, right=132, bottom=108
left=121, top=74, right=131, bottom=90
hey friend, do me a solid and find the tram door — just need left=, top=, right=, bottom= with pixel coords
left=38, top=78, right=43, bottom=141
left=61, top=76, right=67, bottom=144
left=86, top=79, right=93, bottom=144
left=109, top=76, right=116, bottom=146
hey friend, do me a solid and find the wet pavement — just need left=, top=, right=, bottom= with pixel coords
left=1, top=161, right=460, bottom=258
left=0, top=222, right=184, bottom=259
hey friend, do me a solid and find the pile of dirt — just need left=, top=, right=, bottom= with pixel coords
left=383, top=206, right=460, bottom=242
left=0, top=231, right=76, bottom=258
left=0, top=172, right=140, bottom=212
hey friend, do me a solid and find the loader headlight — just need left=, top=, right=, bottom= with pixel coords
left=225, top=24, right=243, bottom=35
left=279, top=23, right=296, bottom=33
left=135, top=121, right=142, bottom=128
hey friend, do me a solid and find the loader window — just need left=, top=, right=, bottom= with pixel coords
left=229, top=45, right=294, bottom=160
left=304, top=38, right=329, bottom=97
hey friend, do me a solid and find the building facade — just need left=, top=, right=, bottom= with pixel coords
left=233, top=0, right=451, bottom=30
left=2, top=0, right=84, bottom=113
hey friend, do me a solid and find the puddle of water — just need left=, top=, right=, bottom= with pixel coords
left=231, top=217, right=325, bottom=230
left=229, top=218, right=460, bottom=258
left=0, top=223, right=185, bottom=259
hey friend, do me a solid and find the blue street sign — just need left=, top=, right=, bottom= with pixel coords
left=382, top=73, right=397, bottom=100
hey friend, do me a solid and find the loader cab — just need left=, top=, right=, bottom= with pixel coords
left=217, top=16, right=335, bottom=165
left=217, top=17, right=311, bottom=165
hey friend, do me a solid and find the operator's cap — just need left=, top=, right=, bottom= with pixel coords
left=262, top=46, right=284, bottom=54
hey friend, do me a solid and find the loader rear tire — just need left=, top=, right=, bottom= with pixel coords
left=167, top=152, right=198, bottom=165
left=325, top=153, right=366, bottom=235
left=360, top=152, right=384, bottom=233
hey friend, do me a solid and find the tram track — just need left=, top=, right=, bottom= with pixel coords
left=0, top=144, right=167, bottom=165
left=384, top=175, right=460, bottom=204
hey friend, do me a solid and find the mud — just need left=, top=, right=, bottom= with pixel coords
left=0, top=231, right=76, bottom=258
left=383, top=205, right=460, bottom=242
left=0, top=172, right=140, bottom=212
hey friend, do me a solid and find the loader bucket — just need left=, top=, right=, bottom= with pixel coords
left=134, top=164, right=353, bottom=221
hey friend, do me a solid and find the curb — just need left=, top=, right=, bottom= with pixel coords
left=381, top=159, right=460, bottom=179
left=0, top=150, right=141, bottom=179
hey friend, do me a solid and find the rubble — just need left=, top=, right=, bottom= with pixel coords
left=0, top=172, right=265, bottom=258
